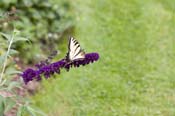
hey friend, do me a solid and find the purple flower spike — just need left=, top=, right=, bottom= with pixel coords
left=22, top=68, right=37, bottom=84
left=85, top=53, right=99, bottom=62
left=22, top=60, right=67, bottom=84
left=39, top=59, right=66, bottom=78
left=64, top=52, right=99, bottom=71
left=21, top=53, right=99, bottom=84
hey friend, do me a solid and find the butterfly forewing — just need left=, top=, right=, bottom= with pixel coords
left=66, top=37, right=85, bottom=61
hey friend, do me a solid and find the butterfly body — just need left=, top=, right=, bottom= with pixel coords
left=65, top=37, right=85, bottom=63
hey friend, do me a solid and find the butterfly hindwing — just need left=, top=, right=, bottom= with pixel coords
left=66, top=37, right=85, bottom=62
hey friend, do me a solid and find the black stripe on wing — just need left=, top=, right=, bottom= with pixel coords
left=73, top=49, right=84, bottom=58
left=66, top=36, right=85, bottom=61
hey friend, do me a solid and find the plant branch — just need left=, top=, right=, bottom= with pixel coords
left=0, top=31, right=14, bottom=85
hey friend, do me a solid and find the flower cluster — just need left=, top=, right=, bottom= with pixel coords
left=64, top=53, right=99, bottom=70
left=21, top=53, right=99, bottom=84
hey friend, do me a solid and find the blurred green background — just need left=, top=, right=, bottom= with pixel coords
left=1, top=0, right=175, bottom=115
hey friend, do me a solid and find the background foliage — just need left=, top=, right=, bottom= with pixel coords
left=0, top=30, right=46, bottom=116
left=0, top=0, right=73, bottom=63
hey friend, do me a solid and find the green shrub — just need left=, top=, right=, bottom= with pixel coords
left=0, top=29, right=46, bottom=116
left=0, top=0, right=74, bottom=63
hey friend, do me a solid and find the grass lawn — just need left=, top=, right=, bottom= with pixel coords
left=32, top=0, right=175, bottom=116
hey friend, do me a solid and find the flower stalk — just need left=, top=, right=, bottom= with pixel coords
left=22, top=53, right=99, bottom=84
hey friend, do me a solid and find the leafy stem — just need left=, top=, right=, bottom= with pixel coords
left=0, top=30, right=15, bottom=85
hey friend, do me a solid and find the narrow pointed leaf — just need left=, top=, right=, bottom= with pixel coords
left=7, top=81, right=22, bottom=90
left=0, top=32, right=11, bottom=41
left=9, top=49, right=19, bottom=55
left=17, top=106, right=24, bottom=116
left=27, top=106, right=46, bottom=116
left=26, top=106, right=36, bottom=116
left=13, top=36, right=29, bottom=43
left=0, top=96, right=5, bottom=115
left=4, top=98, right=16, bottom=113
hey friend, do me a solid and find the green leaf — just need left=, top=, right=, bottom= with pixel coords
left=0, top=32, right=11, bottom=41
left=13, top=36, right=29, bottom=43
left=25, top=106, right=36, bottom=116
left=7, top=81, right=22, bottom=91
left=8, top=70, right=22, bottom=75
left=0, top=96, right=5, bottom=115
left=4, top=97, right=16, bottom=113
left=17, top=106, right=24, bottom=116
left=9, top=49, right=19, bottom=55
left=5, top=66, right=22, bottom=75
left=26, top=106, right=46, bottom=116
